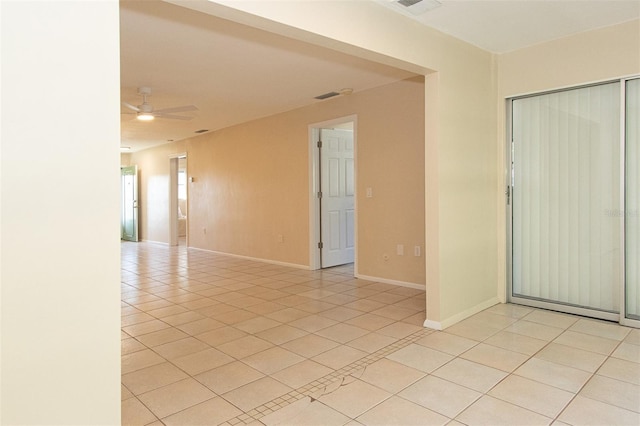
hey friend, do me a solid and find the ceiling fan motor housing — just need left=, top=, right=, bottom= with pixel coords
left=139, top=103, right=153, bottom=113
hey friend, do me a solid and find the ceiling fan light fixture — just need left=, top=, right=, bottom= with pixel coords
left=137, top=112, right=154, bottom=121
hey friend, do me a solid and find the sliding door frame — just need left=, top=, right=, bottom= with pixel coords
left=506, top=77, right=640, bottom=326
left=621, top=77, right=640, bottom=328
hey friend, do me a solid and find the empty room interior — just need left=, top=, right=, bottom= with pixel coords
left=1, top=0, right=640, bottom=425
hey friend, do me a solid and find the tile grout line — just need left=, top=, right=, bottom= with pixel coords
left=217, top=327, right=433, bottom=425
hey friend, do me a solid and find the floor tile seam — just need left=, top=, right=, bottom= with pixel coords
left=451, top=394, right=556, bottom=424
left=552, top=392, right=635, bottom=424
left=593, top=360, right=640, bottom=387
left=124, top=393, right=161, bottom=424
left=577, top=372, right=640, bottom=413
left=219, top=327, right=432, bottom=424
left=482, top=361, right=584, bottom=420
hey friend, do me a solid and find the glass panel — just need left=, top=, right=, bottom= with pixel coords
left=512, top=82, right=621, bottom=312
left=178, top=170, right=187, bottom=200
left=626, top=78, right=640, bottom=320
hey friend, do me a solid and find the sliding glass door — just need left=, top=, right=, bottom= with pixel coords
left=510, top=78, right=640, bottom=325
left=626, top=78, right=640, bottom=322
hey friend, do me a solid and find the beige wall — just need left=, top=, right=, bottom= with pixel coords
left=131, top=78, right=426, bottom=285
left=496, top=19, right=640, bottom=302
left=1, top=1, right=121, bottom=423
left=121, top=152, right=132, bottom=166
left=170, top=0, right=501, bottom=328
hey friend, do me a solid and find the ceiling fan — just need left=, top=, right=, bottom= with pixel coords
left=122, top=87, right=198, bottom=121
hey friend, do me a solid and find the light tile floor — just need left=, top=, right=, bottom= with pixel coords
left=122, top=241, right=640, bottom=425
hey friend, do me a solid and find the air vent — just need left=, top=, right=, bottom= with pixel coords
left=194, top=129, right=209, bottom=134
left=393, top=0, right=441, bottom=15
left=398, top=0, right=422, bottom=6
left=314, top=91, right=340, bottom=100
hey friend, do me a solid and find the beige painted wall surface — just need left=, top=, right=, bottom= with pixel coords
left=137, top=78, right=426, bottom=284
left=165, top=0, right=500, bottom=326
left=497, top=20, right=640, bottom=302
left=1, top=1, right=121, bottom=423
left=121, top=152, right=132, bottom=166
left=499, top=20, right=640, bottom=98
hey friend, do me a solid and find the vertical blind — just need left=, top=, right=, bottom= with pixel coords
left=626, top=78, right=640, bottom=319
left=512, top=82, right=621, bottom=312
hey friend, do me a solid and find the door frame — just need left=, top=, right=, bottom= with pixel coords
left=621, top=76, right=640, bottom=328
left=505, top=85, right=620, bottom=322
left=121, top=165, right=139, bottom=242
left=308, top=115, right=358, bottom=271
left=169, top=152, right=187, bottom=247
left=505, top=78, right=640, bottom=326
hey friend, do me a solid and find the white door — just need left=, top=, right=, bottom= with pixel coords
left=121, top=165, right=138, bottom=242
left=320, top=128, right=355, bottom=267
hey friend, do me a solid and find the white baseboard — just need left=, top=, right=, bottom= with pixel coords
left=355, top=274, right=425, bottom=290
left=139, top=239, right=169, bottom=246
left=189, top=247, right=310, bottom=270
left=423, top=297, right=500, bottom=330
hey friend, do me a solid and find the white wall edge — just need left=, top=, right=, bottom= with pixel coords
left=356, top=273, right=425, bottom=290
left=424, top=297, right=500, bottom=330
left=189, top=247, right=310, bottom=270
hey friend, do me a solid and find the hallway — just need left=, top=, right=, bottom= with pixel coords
left=121, top=242, right=639, bottom=425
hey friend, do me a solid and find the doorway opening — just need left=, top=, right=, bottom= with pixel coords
left=121, top=165, right=139, bottom=242
left=169, top=154, right=188, bottom=247
left=309, top=116, right=357, bottom=271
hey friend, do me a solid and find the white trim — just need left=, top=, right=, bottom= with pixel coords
left=140, top=239, right=169, bottom=246
left=424, top=297, right=500, bottom=330
left=189, top=247, right=310, bottom=270
left=308, top=115, right=358, bottom=272
left=356, top=273, right=424, bottom=290
left=423, top=320, right=443, bottom=331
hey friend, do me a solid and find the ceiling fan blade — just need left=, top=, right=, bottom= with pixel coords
left=153, top=113, right=194, bottom=120
left=122, top=101, right=140, bottom=112
left=153, top=104, right=198, bottom=114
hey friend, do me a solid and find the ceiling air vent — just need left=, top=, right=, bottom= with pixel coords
left=398, top=0, right=422, bottom=6
left=314, top=91, right=340, bottom=100
left=194, top=129, right=209, bottom=134
left=393, top=0, right=442, bottom=15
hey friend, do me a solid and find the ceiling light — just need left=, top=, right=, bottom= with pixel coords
left=137, top=112, right=154, bottom=121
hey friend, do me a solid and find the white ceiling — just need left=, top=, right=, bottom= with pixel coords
left=120, top=0, right=639, bottom=152
left=378, top=0, right=640, bottom=54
